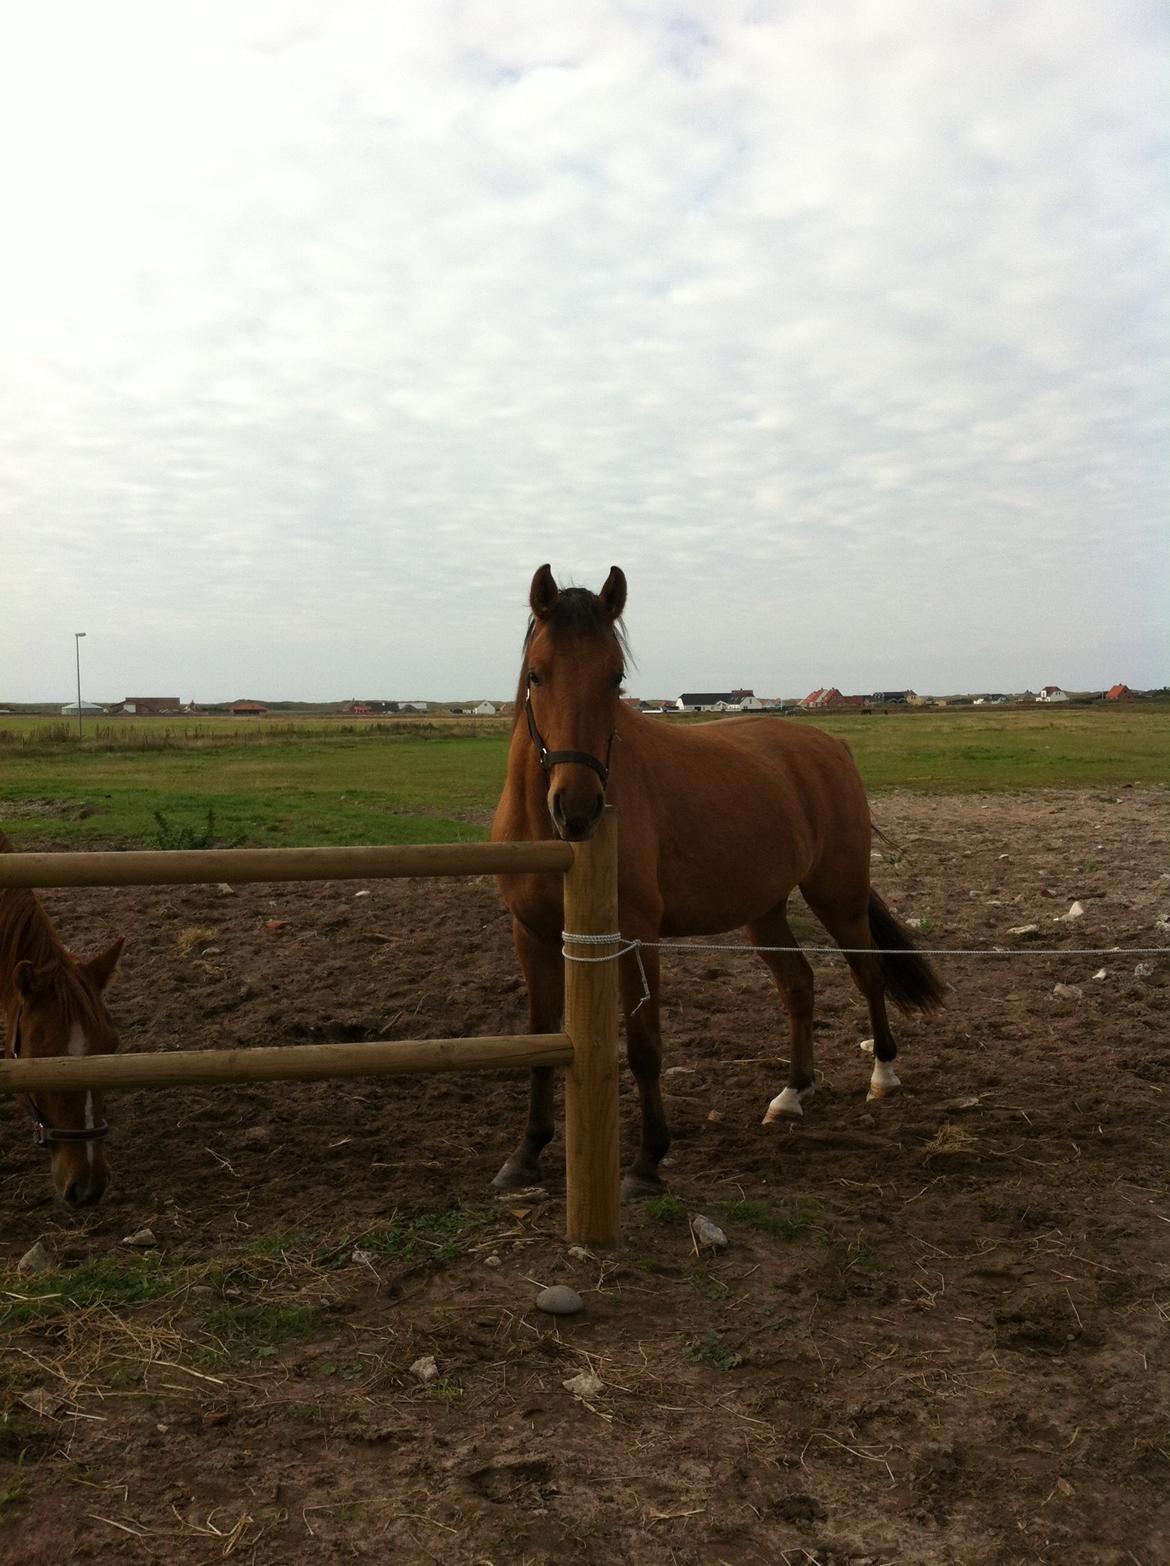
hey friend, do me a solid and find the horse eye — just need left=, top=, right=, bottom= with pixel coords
left=528, top=670, right=542, bottom=687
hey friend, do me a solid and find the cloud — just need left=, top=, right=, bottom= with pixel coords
left=1, top=1, right=1165, bottom=701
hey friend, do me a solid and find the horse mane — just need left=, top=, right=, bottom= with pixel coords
left=0, top=830, right=107, bottom=1028
left=511, top=587, right=632, bottom=719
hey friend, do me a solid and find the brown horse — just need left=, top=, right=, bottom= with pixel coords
left=1, top=831, right=124, bottom=1206
left=492, top=565, right=943, bottom=1195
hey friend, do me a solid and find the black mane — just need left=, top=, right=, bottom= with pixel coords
left=513, top=588, right=631, bottom=715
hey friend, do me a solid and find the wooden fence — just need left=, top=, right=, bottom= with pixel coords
left=0, top=815, right=622, bottom=1245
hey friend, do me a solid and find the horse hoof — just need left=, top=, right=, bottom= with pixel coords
left=762, top=1084, right=814, bottom=1124
left=491, top=1158, right=543, bottom=1192
left=621, top=1172, right=665, bottom=1201
left=866, top=1061, right=902, bottom=1101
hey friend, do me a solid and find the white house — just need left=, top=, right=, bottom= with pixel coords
left=1037, top=686, right=1069, bottom=703
left=473, top=701, right=497, bottom=716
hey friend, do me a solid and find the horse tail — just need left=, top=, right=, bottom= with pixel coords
left=867, top=890, right=946, bottom=1013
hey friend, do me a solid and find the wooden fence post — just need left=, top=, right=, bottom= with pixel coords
left=562, top=806, right=621, bottom=1247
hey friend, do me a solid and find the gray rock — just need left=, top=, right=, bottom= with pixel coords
left=691, top=1215, right=729, bottom=1251
left=121, top=1227, right=158, bottom=1248
left=1053, top=983, right=1083, bottom=1001
left=536, top=1284, right=584, bottom=1316
left=409, top=1354, right=438, bottom=1384
left=563, top=1370, right=604, bottom=1400
left=215, top=883, right=236, bottom=896
left=17, top=1241, right=53, bottom=1276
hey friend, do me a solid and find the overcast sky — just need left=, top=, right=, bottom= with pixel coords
left=1, top=1, right=1165, bottom=704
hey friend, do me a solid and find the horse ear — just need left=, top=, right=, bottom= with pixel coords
left=530, top=564, right=559, bottom=621
left=14, top=959, right=40, bottom=1001
left=598, top=566, right=627, bottom=623
left=83, top=937, right=125, bottom=992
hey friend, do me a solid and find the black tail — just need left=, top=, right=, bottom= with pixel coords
left=867, top=890, right=946, bottom=1013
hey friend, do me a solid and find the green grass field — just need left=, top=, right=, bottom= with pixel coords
left=0, top=706, right=1165, bottom=849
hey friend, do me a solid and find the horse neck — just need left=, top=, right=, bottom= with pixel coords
left=0, top=886, right=72, bottom=1006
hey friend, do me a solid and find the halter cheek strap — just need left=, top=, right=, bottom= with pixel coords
left=4, top=1006, right=110, bottom=1149
left=525, top=691, right=615, bottom=786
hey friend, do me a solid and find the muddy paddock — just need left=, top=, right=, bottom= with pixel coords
left=1, top=789, right=1167, bottom=1565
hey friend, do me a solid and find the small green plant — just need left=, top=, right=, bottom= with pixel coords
left=153, top=807, right=218, bottom=850
left=426, top=1375, right=463, bottom=1400
left=0, top=1452, right=27, bottom=1518
left=691, top=1269, right=729, bottom=1301
left=716, top=1198, right=823, bottom=1241
left=684, top=1332, right=744, bottom=1371
left=1080, top=858, right=1099, bottom=873
left=915, top=916, right=936, bottom=935
left=0, top=1255, right=170, bottom=1326
left=199, top=1303, right=318, bottom=1361
left=647, top=1194, right=687, bottom=1222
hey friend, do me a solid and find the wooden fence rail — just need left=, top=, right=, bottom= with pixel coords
left=0, top=818, right=620, bottom=1245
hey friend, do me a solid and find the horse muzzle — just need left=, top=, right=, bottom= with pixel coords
left=549, top=787, right=606, bottom=842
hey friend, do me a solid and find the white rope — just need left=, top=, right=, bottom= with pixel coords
left=562, top=930, right=1166, bottom=962
left=561, top=930, right=652, bottom=1011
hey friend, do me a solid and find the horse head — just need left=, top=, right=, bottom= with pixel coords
left=521, top=563, right=628, bottom=841
left=7, top=937, right=124, bottom=1207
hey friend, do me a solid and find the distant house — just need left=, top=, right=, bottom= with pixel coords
left=60, top=701, right=105, bottom=716
left=872, top=691, right=915, bottom=706
left=231, top=700, right=269, bottom=717
left=473, top=701, right=497, bottom=716
left=111, top=696, right=181, bottom=716
left=1105, top=684, right=1134, bottom=701
left=973, top=695, right=1008, bottom=705
left=800, top=688, right=842, bottom=709
left=1037, top=686, right=1069, bottom=704
left=677, top=692, right=736, bottom=711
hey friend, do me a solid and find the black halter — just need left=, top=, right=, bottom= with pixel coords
left=5, top=1005, right=109, bottom=1148
left=524, top=690, right=615, bottom=786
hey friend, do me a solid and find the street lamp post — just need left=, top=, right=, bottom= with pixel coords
left=74, top=632, right=86, bottom=741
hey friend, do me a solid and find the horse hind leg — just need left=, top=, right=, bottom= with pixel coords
left=748, top=906, right=818, bottom=1125
left=804, top=892, right=901, bottom=1102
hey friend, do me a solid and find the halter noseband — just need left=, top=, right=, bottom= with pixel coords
left=5, top=1005, right=110, bottom=1149
left=525, top=690, right=615, bottom=786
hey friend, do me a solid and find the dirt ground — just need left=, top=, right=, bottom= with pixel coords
left=1, top=789, right=1167, bottom=1566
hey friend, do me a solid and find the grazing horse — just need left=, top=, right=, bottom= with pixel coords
left=1, top=831, right=124, bottom=1206
left=491, top=565, right=944, bottom=1196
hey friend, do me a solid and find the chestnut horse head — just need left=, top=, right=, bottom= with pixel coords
left=1, top=849, right=124, bottom=1206
left=519, top=563, right=629, bottom=842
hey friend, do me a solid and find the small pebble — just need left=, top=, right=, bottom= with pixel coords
left=202, top=1411, right=229, bottom=1428
left=1007, top=925, right=1041, bottom=938
left=215, top=883, right=236, bottom=896
left=567, top=1245, right=590, bottom=1261
left=17, top=1241, right=53, bottom=1276
left=563, top=1370, right=604, bottom=1401
left=1134, top=961, right=1155, bottom=978
left=410, top=1355, right=439, bottom=1384
left=706, top=1109, right=724, bottom=1123
left=535, top=1285, right=584, bottom=1316
left=351, top=1249, right=377, bottom=1266
left=1059, top=901, right=1085, bottom=922
left=121, top=1227, right=158, bottom=1248
left=690, top=1215, right=729, bottom=1251
left=483, top=1254, right=502, bottom=1268
left=1092, top=968, right=1107, bottom=981
left=1053, top=983, right=1083, bottom=1001
left=354, top=890, right=371, bottom=899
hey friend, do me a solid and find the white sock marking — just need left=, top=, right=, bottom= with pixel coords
left=762, top=1083, right=815, bottom=1124
left=868, top=1058, right=902, bottom=1099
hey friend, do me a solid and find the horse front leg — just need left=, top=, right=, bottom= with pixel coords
left=619, top=944, right=671, bottom=1199
left=492, top=920, right=564, bottom=1192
